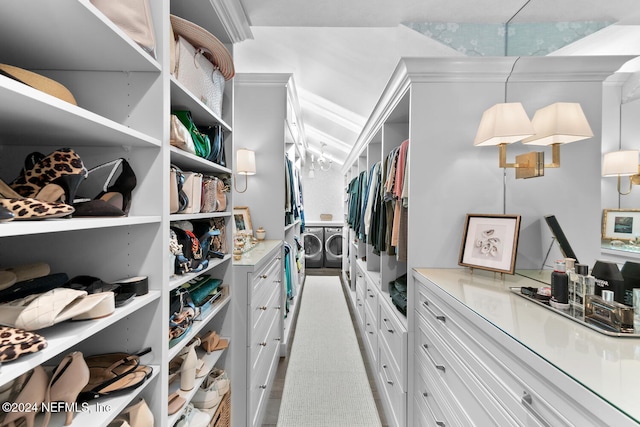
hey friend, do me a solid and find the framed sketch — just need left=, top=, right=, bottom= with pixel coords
left=458, top=213, right=521, bottom=275
left=602, top=209, right=640, bottom=240
left=233, top=206, right=253, bottom=234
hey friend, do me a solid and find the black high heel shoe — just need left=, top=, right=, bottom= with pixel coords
left=10, top=148, right=87, bottom=204
left=73, top=158, right=137, bottom=217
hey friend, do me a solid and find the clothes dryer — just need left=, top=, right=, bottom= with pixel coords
left=324, top=227, right=343, bottom=268
left=303, top=227, right=324, bottom=268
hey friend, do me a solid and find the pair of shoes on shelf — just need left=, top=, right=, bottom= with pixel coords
left=0, top=270, right=66, bottom=304
left=174, top=404, right=210, bottom=427
left=199, top=330, right=228, bottom=353
left=0, top=148, right=86, bottom=221
left=111, top=398, right=154, bottom=427
left=73, top=157, right=137, bottom=217
left=77, top=348, right=153, bottom=403
left=192, top=367, right=229, bottom=410
left=169, top=337, right=207, bottom=392
left=0, top=325, right=48, bottom=363
left=0, top=287, right=115, bottom=331
left=3, top=148, right=137, bottom=219
left=0, top=351, right=91, bottom=427
left=64, top=275, right=142, bottom=308
left=0, top=365, right=48, bottom=427
left=168, top=392, right=186, bottom=415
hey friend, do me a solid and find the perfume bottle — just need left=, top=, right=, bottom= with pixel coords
left=551, top=260, right=569, bottom=309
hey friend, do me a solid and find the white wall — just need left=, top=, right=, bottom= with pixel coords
left=301, top=157, right=344, bottom=223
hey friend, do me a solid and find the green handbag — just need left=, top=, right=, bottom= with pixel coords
left=183, top=275, right=222, bottom=306
left=172, top=110, right=211, bottom=159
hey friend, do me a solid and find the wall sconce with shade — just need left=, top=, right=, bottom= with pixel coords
left=474, top=102, right=593, bottom=179
left=602, top=150, right=640, bottom=195
left=234, top=148, right=256, bottom=193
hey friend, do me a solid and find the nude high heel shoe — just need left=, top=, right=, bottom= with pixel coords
left=41, top=351, right=90, bottom=427
left=0, top=366, right=47, bottom=427
left=119, top=398, right=154, bottom=427
left=180, top=344, right=197, bottom=391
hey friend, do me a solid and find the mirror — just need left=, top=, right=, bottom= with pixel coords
left=601, top=97, right=640, bottom=255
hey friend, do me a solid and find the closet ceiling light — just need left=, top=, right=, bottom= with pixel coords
left=474, top=102, right=592, bottom=179
left=234, top=148, right=256, bottom=193
left=603, top=150, right=640, bottom=195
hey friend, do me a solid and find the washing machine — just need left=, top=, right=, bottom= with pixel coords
left=324, top=227, right=343, bottom=268
left=303, top=227, right=324, bottom=268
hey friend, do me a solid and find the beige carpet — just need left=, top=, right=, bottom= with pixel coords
left=277, top=276, right=382, bottom=427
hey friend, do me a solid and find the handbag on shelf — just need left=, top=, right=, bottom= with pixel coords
left=172, top=110, right=211, bottom=160
left=182, top=275, right=222, bottom=307
left=90, top=0, right=157, bottom=58
left=210, top=218, right=228, bottom=255
left=201, top=176, right=228, bottom=213
left=175, top=35, right=224, bottom=116
left=169, top=287, right=196, bottom=348
left=199, top=124, right=227, bottom=166
left=169, top=166, right=189, bottom=214
left=170, top=114, right=197, bottom=155
left=181, top=172, right=203, bottom=214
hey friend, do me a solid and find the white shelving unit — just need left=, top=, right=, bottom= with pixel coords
left=0, top=1, right=250, bottom=426
left=343, top=55, right=636, bottom=427
left=233, top=73, right=308, bottom=358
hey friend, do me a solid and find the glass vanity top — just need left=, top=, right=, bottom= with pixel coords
left=413, top=268, right=640, bottom=424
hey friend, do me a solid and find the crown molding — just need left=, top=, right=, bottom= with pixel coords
left=214, top=0, right=253, bottom=43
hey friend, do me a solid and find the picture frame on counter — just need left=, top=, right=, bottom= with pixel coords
left=458, top=213, right=521, bottom=275
left=233, top=206, right=253, bottom=234
left=602, top=208, right=640, bottom=241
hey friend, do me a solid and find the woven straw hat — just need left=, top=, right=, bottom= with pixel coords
left=170, top=15, right=235, bottom=80
left=0, top=64, right=77, bottom=105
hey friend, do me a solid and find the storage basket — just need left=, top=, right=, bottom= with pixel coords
left=209, top=388, right=230, bottom=427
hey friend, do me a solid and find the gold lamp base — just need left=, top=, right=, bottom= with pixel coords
left=515, top=152, right=544, bottom=179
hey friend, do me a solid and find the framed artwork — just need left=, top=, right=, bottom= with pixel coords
left=602, top=209, right=640, bottom=240
left=458, top=213, right=521, bottom=275
left=233, top=206, right=253, bottom=234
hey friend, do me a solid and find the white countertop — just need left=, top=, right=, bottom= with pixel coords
left=232, top=240, right=282, bottom=266
left=304, top=221, right=343, bottom=227
left=414, top=268, right=640, bottom=423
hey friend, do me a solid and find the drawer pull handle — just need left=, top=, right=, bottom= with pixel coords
left=275, top=280, right=282, bottom=283
left=259, top=342, right=267, bottom=346
left=422, top=301, right=446, bottom=322
left=275, top=338, right=281, bottom=341
left=381, top=364, right=394, bottom=385
left=422, top=344, right=446, bottom=372
left=259, top=306, right=268, bottom=311
left=276, top=257, right=282, bottom=260
left=259, top=385, right=267, bottom=389
left=422, top=391, right=446, bottom=426
left=368, top=294, right=374, bottom=298
left=382, top=318, right=394, bottom=333
left=521, top=392, right=552, bottom=427
left=260, top=274, right=268, bottom=279
left=275, top=306, right=281, bottom=310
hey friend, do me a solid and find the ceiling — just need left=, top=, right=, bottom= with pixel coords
left=234, top=0, right=640, bottom=165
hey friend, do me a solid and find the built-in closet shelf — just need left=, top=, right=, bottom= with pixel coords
left=0, top=1, right=160, bottom=72
left=167, top=345, right=229, bottom=426
left=0, top=79, right=162, bottom=148
left=168, top=255, right=232, bottom=291
left=168, top=293, right=232, bottom=361
left=0, top=216, right=162, bottom=238
left=0, top=290, right=160, bottom=386
left=41, top=365, right=160, bottom=427
left=169, top=147, right=233, bottom=174
left=170, top=79, right=232, bottom=131
left=169, top=212, right=232, bottom=222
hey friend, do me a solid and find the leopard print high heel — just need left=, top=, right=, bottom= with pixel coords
left=10, top=148, right=87, bottom=204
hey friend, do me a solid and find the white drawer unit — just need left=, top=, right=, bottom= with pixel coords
left=347, top=260, right=408, bottom=427
left=412, top=269, right=640, bottom=427
left=233, top=240, right=284, bottom=427
left=378, top=300, right=407, bottom=391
